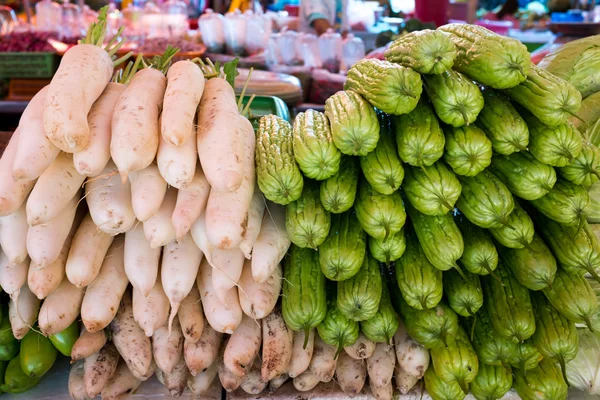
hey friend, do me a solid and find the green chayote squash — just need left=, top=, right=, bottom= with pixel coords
left=559, top=141, right=600, bottom=188
left=369, top=228, right=406, bottom=264
left=384, top=29, right=456, bottom=74
left=319, top=155, right=359, bottom=214
left=424, top=367, right=466, bottom=400
left=286, top=180, right=331, bottom=249
left=344, top=59, right=422, bottom=116
left=443, top=124, right=493, bottom=176
left=337, top=253, right=382, bottom=322
left=443, top=269, right=483, bottom=317
left=317, top=283, right=359, bottom=357
left=509, top=339, right=544, bottom=372
left=454, top=213, right=499, bottom=276
left=467, top=307, right=519, bottom=367
left=488, top=201, right=534, bottom=249
left=530, top=178, right=590, bottom=226
left=470, top=364, right=513, bottom=400
left=354, top=179, right=406, bottom=241
left=360, top=284, right=399, bottom=343
left=513, top=360, right=568, bottom=400
left=402, top=161, right=462, bottom=216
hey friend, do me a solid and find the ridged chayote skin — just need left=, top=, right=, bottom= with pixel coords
left=384, top=29, right=456, bottom=74
left=443, top=124, right=492, bottom=177
left=285, top=180, right=331, bottom=249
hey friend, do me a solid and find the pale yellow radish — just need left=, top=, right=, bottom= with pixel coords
left=38, top=277, right=85, bottom=335
left=178, top=285, right=205, bottom=343
left=129, top=164, right=167, bottom=222
left=143, top=187, right=177, bottom=248
left=251, top=202, right=290, bottom=283
left=72, top=329, right=107, bottom=362
left=12, top=86, right=59, bottom=182
left=132, top=277, right=170, bottom=337
left=184, top=324, right=222, bottom=376
left=394, top=320, right=429, bottom=379
left=370, top=380, right=393, bottom=400
left=367, top=343, right=395, bottom=388
left=269, top=373, right=289, bottom=392
left=161, top=59, right=205, bottom=146
left=85, top=160, right=135, bottom=235
left=238, top=259, right=281, bottom=320
left=293, top=371, right=320, bottom=392
left=100, top=359, right=142, bottom=400
left=26, top=152, right=85, bottom=225
left=190, top=211, right=215, bottom=265
left=261, top=305, right=293, bottom=382
left=239, top=187, right=265, bottom=259
left=240, top=359, right=266, bottom=395
left=81, top=235, right=128, bottom=332
left=152, top=319, right=184, bottom=374
left=188, top=362, right=218, bottom=395
left=288, top=329, right=315, bottom=378
left=224, top=314, right=262, bottom=378
left=66, top=213, right=114, bottom=288
left=0, top=128, right=35, bottom=216
left=0, top=252, right=28, bottom=299
left=157, top=358, right=189, bottom=397
left=124, top=224, right=160, bottom=297
left=344, top=333, right=376, bottom=360
left=172, top=166, right=210, bottom=241
left=157, top=122, right=197, bottom=189
left=336, top=351, right=367, bottom=397
left=0, top=201, right=28, bottom=266
left=84, top=342, right=120, bottom=397
left=210, top=247, right=245, bottom=306
left=217, top=340, right=243, bottom=393
left=395, top=366, right=420, bottom=394
left=308, top=334, right=337, bottom=383
left=8, top=282, right=40, bottom=339
left=68, top=361, right=89, bottom=400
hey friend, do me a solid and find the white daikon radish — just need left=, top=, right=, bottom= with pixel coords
left=68, top=361, right=88, bottom=400
left=293, top=371, right=320, bottom=392
left=308, top=334, right=337, bottom=383
left=12, top=86, right=59, bottom=182
left=161, top=59, right=205, bottom=146
left=238, top=259, right=281, bottom=320
left=159, top=358, right=189, bottom=397
left=172, top=166, right=210, bottom=241
left=161, top=234, right=202, bottom=331
left=370, top=380, right=393, bottom=400
left=190, top=211, right=215, bottom=265
left=251, top=202, right=290, bottom=283
left=367, top=343, right=395, bottom=388
left=0, top=252, right=28, bottom=298
left=218, top=339, right=243, bottom=393
left=336, top=351, right=367, bottom=397
left=157, top=122, right=197, bottom=189
left=394, top=321, right=430, bottom=379
left=288, top=329, right=315, bottom=378
left=178, top=285, right=205, bottom=343
left=240, top=359, right=267, bottom=395
left=239, top=187, right=265, bottom=259
left=101, top=359, right=142, bottom=400
left=26, top=152, right=85, bottom=225
left=188, top=362, right=218, bottom=395
left=85, top=160, right=135, bottom=235
left=39, top=277, right=85, bottom=335
left=143, top=187, right=177, bottom=248
left=0, top=129, right=35, bottom=216
left=74, top=82, right=125, bottom=177
left=197, top=259, right=242, bottom=334
left=184, top=325, right=222, bottom=376
left=129, top=164, right=167, bottom=222
left=395, top=366, right=420, bottom=395
left=132, top=277, right=170, bottom=337
left=224, top=314, right=261, bottom=378
left=269, top=372, right=289, bottom=392
left=124, top=225, right=160, bottom=297
left=261, top=305, right=293, bottom=382
left=72, top=329, right=107, bottom=362
left=345, top=333, right=376, bottom=360
left=81, top=236, right=128, bottom=332
left=84, top=342, right=120, bottom=397
left=110, top=290, right=153, bottom=381
left=153, top=319, right=183, bottom=374
left=211, top=247, right=244, bottom=306
left=0, top=201, right=28, bottom=265
left=8, top=282, right=40, bottom=339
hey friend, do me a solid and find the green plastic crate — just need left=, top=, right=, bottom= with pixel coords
left=0, top=52, right=58, bottom=79
left=239, top=95, right=291, bottom=131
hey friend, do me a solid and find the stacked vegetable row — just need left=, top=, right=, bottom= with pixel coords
left=255, top=25, right=600, bottom=399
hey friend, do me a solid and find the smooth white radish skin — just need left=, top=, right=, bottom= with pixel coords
left=0, top=252, right=28, bottom=298
left=336, top=351, right=367, bottom=397
left=269, top=372, right=289, bottom=392
left=0, top=129, right=35, bottom=216
left=172, top=166, right=210, bottom=241
left=188, top=362, right=218, bottom=395
left=161, top=234, right=202, bottom=330
left=394, top=321, right=430, bottom=379
left=197, top=78, right=245, bottom=193
left=218, top=340, right=243, bottom=393
left=161, top=60, right=205, bottom=146
left=308, top=334, right=337, bottom=383
left=197, top=259, right=242, bottom=334
left=68, top=361, right=88, bottom=400
left=143, top=187, right=177, bottom=248
left=100, top=359, right=142, bottom=400
left=240, top=359, right=266, bottom=395
left=152, top=319, right=184, bottom=374
left=132, top=278, right=170, bottom=338
left=370, top=380, right=393, bottom=400
left=158, top=358, right=189, bottom=397
left=8, top=282, right=40, bottom=339
left=190, top=211, right=215, bottom=265
left=239, top=187, right=265, bottom=259
left=211, top=248, right=244, bottom=306
left=224, top=314, right=262, bottom=378
left=344, top=333, right=376, bottom=360
left=157, top=123, right=197, bottom=189
left=261, top=305, right=293, bottom=382
left=66, top=213, right=114, bottom=288
left=85, top=160, right=135, bottom=235
left=26, top=152, right=85, bottom=225
left=367, top=343, right=395, bottom=388
left=184, top=325, right=221, bottom=376
left=0, top=201, right=28, bottom=266
left=178, top=286, right=205, bottom=343
left=238, top=259, right=281, bottom=320
left=124, top=225, right=160, bottom=297
left=251, top=202, right=290, bottom=283
left=81, top=236, right=128, bottom=333
left=110, top=290, right=153, bottom=381
left=129, top=164, right=167, bottom=222
left=74, top=82, right=125, bottom=177
left=84, top=342, right=120, bottom=398
left=38, top=278, right=85, bottom=335
left=44, top=44, right=113, bottom=152
left=395, top=366, right=420, bottom=395
left=293, top=371, right=320, bottom=392
left=72, top=329, right=107, bottom=362
left=13, top=86, right=59, bottom=182
left=111, top=68, right=166, bottom=181
left=288, top=329, right=315, bottom=378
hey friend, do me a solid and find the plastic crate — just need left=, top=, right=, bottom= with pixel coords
left=0, top=52, right=58, bottom=79
left=238, top=95, right=291, bottom=131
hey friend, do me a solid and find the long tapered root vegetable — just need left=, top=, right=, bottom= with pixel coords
left=370, top=380, right=393, bottom=400
left=72, top=329, right=107, bottom=362
left=393, top=321, right=430, bottom=379
left=395, top=366, right=420, bottom=394
left=210, top=248, right=245, bottom=306
left=158, top=358, right=189, bottom=397
left=132, top=277, right=170, bottom=337
left=367, top=343, right=395, bottom=388
left=0, top=129, right=36, bottom=216
left=26, top=152, right=85, bottom=225
left=8, top=282, right=40, bottom=339
left=224, top=314, right=262, bottom=378
left=238, top=259, right=281, bottom=319
left=188, top=362, right=218, bottom=394
left=184, top=324, right=221, bottom=376
left=124, top=224, right=160, bottom=297
left=66, top=213, right=114, bottom=288
left=172, top=166, right=210, bottom=241
left=309, top=334, right=338, bottom=383
left=178, top=286, right=205, bottom=343
left=161, top=233, right=202, bottom=331
left=84, top=342, right=120, bottom=397
left=157, top=123, right=197, bottom=189
left=0, top=253, right=28, bottom=298
left=39, top=278, right=85, bottom=335
left=261, top=304, right=293, bottom=382
left=69, top=361, right=88, bottom=400
left=12, top=86, right=59, bottom=182
left=197, top=259, right=242, bottom=334
left=269, top=373, right=289, bottom=391
left=152, top=319, right=184, bottom=374
left=293, top=371, right=320, bottom=392
left=336, top=352, right=367, bottom=397
left=110, top=290, right=153, bottom=381
left=190, top=211, right=215, bottom=266
left=239, top=187, right=265, bottom=259
left=81, top=236, right=128, bottom=332
left=217, top=339, right=243, bottom=392
left=129, top=164, right=167, bottom=222
left=161, top=60, right=205, bottom=146
left=240, top=359, right=267, bottom=395
left=345, top=333, right=376, bottom=360
left=143, top=187, right=177, bottom=248
left=0, top=201, right=28, bottom=266
left=85, top=160, right=135, bottom=235
left=288, top=329, right=315, bottom=378
left=101, top=359, right=142, bottom=400
left=74, top=82, right=125, bottom=177
left=251, top=202, right=290, bottom=283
